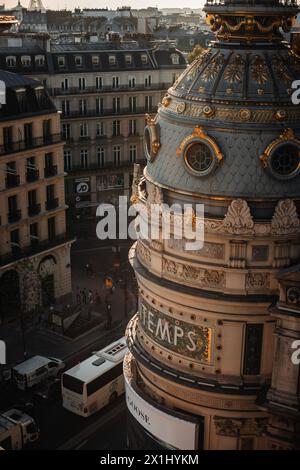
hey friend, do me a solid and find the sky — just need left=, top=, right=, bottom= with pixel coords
left=5, top=0, right=204, bottom=12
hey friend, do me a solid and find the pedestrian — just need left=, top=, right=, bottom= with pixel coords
left=85, top=263, right=90, bottom=277
left=88, top=289, right=93, bottom=305
left=95, top=289, right=101, bottom=305
left=82, top=288, right=87, bottom=304
left=76, top=286, right=81, bottom=304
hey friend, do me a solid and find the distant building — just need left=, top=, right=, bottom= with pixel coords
left=0, top=70, right=73, bottom=322
left=0, top=33, right=187, bottom=237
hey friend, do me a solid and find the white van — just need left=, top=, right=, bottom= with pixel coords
left=12, top=356, right=65, bottom=391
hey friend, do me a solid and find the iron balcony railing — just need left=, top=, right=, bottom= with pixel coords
left=0, top=234, right=75, bottom=267
left=0, top=134, right=62, bottom=156
left=46, top=198, right=59, bottom=211
left=61, top=106, right=157, bottom=119
left=26, top=169, right=39, bottom=183
left=44, top=165, right=58, bottom=178
left=28, top=203, right=41, bottom=217
left=7, top=209, right=22, bottom=224
left=5, top=174, right=20, bottom=189
left=49, top=82, right=173, bottom=97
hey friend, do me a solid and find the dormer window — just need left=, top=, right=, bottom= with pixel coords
left=75, top=56, right=83, bottom=67
left=109, top=55, right=116, bottom=66
left=21, top=56, right=31, bottom=67
left=92, top=55, right=99, bottom=66
left=171, top=53, right=179, bottom=65
left=6, top=56, right=16, bottom=67
left=125, top=54, right=132, bottom=65
left=35, top=55, right=45, bottom=67
left=141, top=54, right=148, bottom=65
left=58, top=56, right=65, bottom=67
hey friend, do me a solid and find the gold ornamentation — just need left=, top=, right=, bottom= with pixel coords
left=162, top=96, right=171, bottom=107
left=238, top=109, right=251, bottom=121
left=272, top=55, right=293, bottom=85
left=201, top=53, right=225, bottom=82
left=203, top=105, right=215, bottom=117
left=271, top=199, right=300, bottom=235
left=145, top=114, right=161, bottom=159
left=176, top=126, right=223, bottom=162
left=165, top=97, right=300, bottom=124
left=176, top=102, right=186, bottom=114
left=275, top=110, right=287, bottom=121
left=259, top=128, right=300, bottom=168
left=250, top=55, right=269, bottom=86
left=224, top=55, right=245, bottom=83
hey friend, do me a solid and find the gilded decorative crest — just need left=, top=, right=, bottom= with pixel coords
left=224, top=55, right=245, bottom=83
left=144, top=114, right=161, bottom=161
left=250, top=55, right=269, bottom=86
left=201, top=53, right=225, bottom=82
left=176, top=126, right=223, bottom=164
left=260, top=128, right=300, bottom=169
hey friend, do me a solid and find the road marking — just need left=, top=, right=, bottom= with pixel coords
left=58, top=400, right=126, bottom=450
left=75, top=439, right=88, bottom=450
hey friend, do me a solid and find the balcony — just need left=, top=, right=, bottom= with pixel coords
left=62, top=106, right=157, bottom=119
left=46, top=198, right=59, bottom=211
left=44, top=165, right=58, bottom=178
left=28, top=203, right=41, bottom=217
left=0, top=234, right=75, bottom=268
left=26, top=169, right=39, bottom=183
left=5, top=174, right=20, bottom=189
left=0, top=134, right=62, bottom=156
left=69, top=158, right=147, bottom=173
left=49, top=83, right=173, bottom=97
left=8, top=209, right=21, bottom=224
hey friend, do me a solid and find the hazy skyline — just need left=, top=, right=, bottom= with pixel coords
left=5, top=0, right=204, bottom=12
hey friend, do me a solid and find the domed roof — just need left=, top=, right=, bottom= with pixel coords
left=145, top=0, right=300, bottom=200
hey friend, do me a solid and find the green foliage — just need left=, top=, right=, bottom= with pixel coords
left=187, top=45, right=204, bottom=64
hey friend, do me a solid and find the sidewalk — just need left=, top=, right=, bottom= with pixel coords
left=0, top=310, right=133, bottom=369
left=0, top=242, right=137, bottom=368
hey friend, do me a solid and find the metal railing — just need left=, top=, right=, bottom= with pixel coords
left=49, top=82, right=172, bottom=97
left=5, top=174, right=20, bottom=189
left=7, top=209, right=21, bottom=224
left=26, top=169, right=39, bottom=183
left=44, top=165, right=58, bottom=178
left=62, top=106, right=157, bottom=119
left=28, top=203, right=41, bottom=217
left=0, top=134, right=62, bottom=156
left=46, top=198, right=59, bottom=211
left=0, top=234, right=75, bottom=267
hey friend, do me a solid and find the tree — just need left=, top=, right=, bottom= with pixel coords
left=187, top=45, right=205, bottom=64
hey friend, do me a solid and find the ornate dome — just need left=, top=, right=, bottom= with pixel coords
left=145, top=0, right=300, bottom=201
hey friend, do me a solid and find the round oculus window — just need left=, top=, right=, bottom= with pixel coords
left=185, top=142, right=214, bottom=174
left=270, top=144, right=300, bottom=178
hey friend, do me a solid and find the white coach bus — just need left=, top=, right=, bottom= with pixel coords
left=61, top=337, right=127, bottom=417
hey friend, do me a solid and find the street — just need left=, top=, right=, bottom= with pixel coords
left=0, top=239, right=135, bottom=450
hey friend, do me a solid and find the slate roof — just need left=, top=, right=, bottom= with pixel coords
left=0, top=70, right=56, bottom=120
